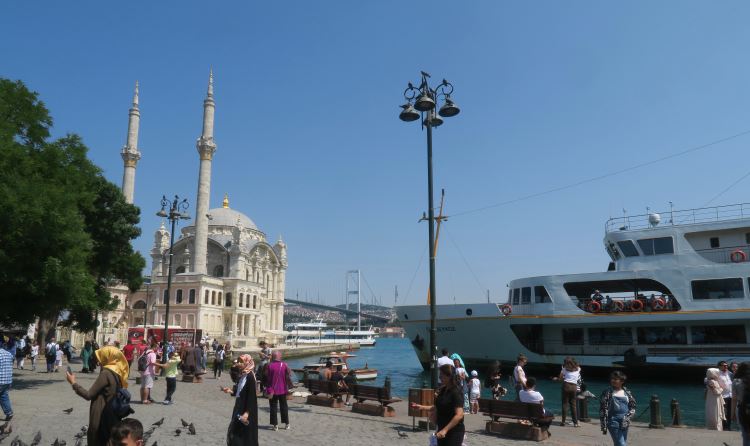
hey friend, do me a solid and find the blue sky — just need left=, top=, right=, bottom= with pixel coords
left=3, top=1, right=750, bottom=307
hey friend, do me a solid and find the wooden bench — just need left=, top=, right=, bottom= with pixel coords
left=478, top=398, right=553, bottom=442
left=304, top=379, right=343, bottom=408
left=349, top=383, right=402, bottom=417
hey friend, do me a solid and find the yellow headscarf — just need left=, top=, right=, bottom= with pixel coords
left=95, top=346, right=130, bottom=388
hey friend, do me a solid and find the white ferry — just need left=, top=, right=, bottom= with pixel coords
left=396, top=203, right=750, bottom=376
left=286, top=320, right=377, bottom=346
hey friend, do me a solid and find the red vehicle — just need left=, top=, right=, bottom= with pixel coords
left=127, top=326, right=202, bottom=346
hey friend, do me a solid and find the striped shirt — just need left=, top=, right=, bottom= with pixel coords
left=0, top=348, right=12, bottom=385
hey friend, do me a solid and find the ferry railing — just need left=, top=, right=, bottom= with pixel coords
left=695, top=245, right=750, bottom=264
left=606, top=202, right=750, bottom=232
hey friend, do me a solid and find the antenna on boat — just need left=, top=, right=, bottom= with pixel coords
left=669, top=201, right=674, bottom=224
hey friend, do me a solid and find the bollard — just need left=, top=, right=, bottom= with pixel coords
left=670, top=398, right=683, bottom=427
left=649, top=395, right=664, bottom=429
left=577, top=396, right=591, bottom=422
left=384, top=376, right=392, bottom=392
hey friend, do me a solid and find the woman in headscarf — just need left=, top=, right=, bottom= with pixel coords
left=66, top=345, right=130, bottom=446
left=221, top=354, right=259, bottom=446
left=80, top=341, right=93, bottom=373
left=706, top=367, right=726, bottom=430
left=450, top=354, right=470, bottom=412
left=264, top=350, right=292, bottom=430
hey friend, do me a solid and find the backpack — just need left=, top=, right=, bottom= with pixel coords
left=137, top=351, right=150, bottom=372
left=110, top=377, right=134, bottom=418
left=46, top=343, right=57, bottom=359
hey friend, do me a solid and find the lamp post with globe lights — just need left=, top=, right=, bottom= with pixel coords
left=399, top=71, right=460, bottom=389
left=156, top=195, right=191, bottom=364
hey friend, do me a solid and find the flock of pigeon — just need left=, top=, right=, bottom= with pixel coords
left=0, top=408, right=199, bottom=446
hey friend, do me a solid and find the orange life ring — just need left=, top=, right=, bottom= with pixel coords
left=501, top=304, right=512, bottom=316
left=630, top=299, right=644, bottom=312
left=730, top=250, right=747, bottom=263
left=588, top=301, right=601, bottom=313
left=652, top=298, right=666, bottom=310
left=611, top=300, right=624, bottom=312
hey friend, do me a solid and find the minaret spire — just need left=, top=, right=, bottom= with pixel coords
left=193, top=69, right=217, bottom=274
left=120, top=80, right=141, bottom=204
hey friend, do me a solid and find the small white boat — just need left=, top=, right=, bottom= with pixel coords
left=296, top=352, right=378, bottom=380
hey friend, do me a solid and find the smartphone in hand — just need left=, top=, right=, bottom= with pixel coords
left=67, top=366, right=73, bottom=374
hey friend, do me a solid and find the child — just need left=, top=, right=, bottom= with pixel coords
left=163, top=351, right=181, bottom=405
left=108, top=418, right=143, bottom=446
left=54, top=343, right=63, bottom=372
left=469, top=370, right=481, bottom=414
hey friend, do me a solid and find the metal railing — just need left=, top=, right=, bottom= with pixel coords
left=606, top=203, right=750, bottom=232
left=696, top=245, right=750, bottom=264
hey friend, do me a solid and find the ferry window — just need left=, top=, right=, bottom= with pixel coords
left=534, top=286, right=551, bottom=303
left=512, top=288, right=520, bottom=305
left=746, top=233, right=750, bottom=244
left=638, top=237, right=674, bottom=256
left=562, top=328, right=584, bottom=345
left=710, top=237, right=720, bottom=248
left=508, top=289, right=512, bottom=303
left=637, top=326, right=687, bottom=344
left=617, top=240, right=639, bottom=257
left=588, top=327, right=632, bottom=345
left=691, top=325, right=746, bottom=344
left=691, top=278, right=744, bottom=299
left=521, top=287, right=531, bottom=304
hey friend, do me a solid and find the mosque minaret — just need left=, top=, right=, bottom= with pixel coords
left=120, top=81, right=141, bottom=204
left=193, top=69, right=217, bottom=274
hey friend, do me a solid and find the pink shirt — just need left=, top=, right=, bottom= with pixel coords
left=265, top=361, right=290, bottom=396
left=142, top=350, right=157, bottom=376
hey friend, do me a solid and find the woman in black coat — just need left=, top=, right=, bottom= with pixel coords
left=221, top=354, right=258, bottom=446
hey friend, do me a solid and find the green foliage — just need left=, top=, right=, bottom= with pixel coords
left=0, top=78, right=145, bottom=332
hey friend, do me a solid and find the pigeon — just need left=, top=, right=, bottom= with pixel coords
left=30, top=432, right=41, bottom=446
left=397, top=430, right=408, bottom=438
left=73, top=439, right=81, bottom=446
left=62, top=408, right=73, bottom=414
left=150, top=443, right=157, bottom=446
left=187, top=423, right=196, bottom=435
left=151, top=418, right=164, bottom=427
left=9, top=436, right=21, bottom=446
left=174, top=429, right=181, bottom=437
left=142, top=427, right=155, bottom=443
left=180, top=419, right=189, bottom=428
left=51, top=439, right=65, bottom=446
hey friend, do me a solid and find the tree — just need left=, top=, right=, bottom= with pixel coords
left=0, top=78, right=145, bottom=338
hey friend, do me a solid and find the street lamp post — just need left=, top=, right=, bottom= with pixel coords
left=399, top=71, right=460, bottom=389
left=156, top=195, right=191, bottom=364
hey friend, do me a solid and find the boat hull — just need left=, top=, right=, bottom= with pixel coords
left=396, top=302, right=750, bottom=379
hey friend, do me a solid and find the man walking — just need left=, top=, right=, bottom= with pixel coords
left=0, top=345, right=13, bottom=422
left=122, top=339, right=136, bottom=371
left=45, top=338, right=57, bottom=373
left=140, top=342, right=158, bottom=404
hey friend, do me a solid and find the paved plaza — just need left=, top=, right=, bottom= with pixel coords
left=2, top=366, right=743, bottom=445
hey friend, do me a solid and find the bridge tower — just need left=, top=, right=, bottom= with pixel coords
left=346, top=270, right=361, bottom=330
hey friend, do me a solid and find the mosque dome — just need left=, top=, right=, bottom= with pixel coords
left=207, top=206, right=258, bottom=230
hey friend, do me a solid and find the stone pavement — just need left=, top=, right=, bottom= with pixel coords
left=2, top=366, right=743, bottom=445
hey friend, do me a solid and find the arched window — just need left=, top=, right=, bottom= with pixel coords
left=176, top=289, right=183, bottom=304
left=189, top=289, right=196, bottom=304
left=204, top=289, right=209, bottom=304
left=226, top=293, right=232, bottom=307
left=211, top=291, right=216, bottom=305
left=246, top=270, right=250, bottom=281
left=218, top=292, right=223, bottom=306
left=163, top=289, right=169, bottom=305
left=186, top=314, right=195, bottom=329
left=239, top=293, right=244, bottom=307
left=213, top=265, right=224, bottom=277
left=253, top=295, right=257, bottom=309
left=132, top=300, right=146, bottom=310
left=173, top=314, right=181, bottom=327
left=176, top=266, right=186, bottom=274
